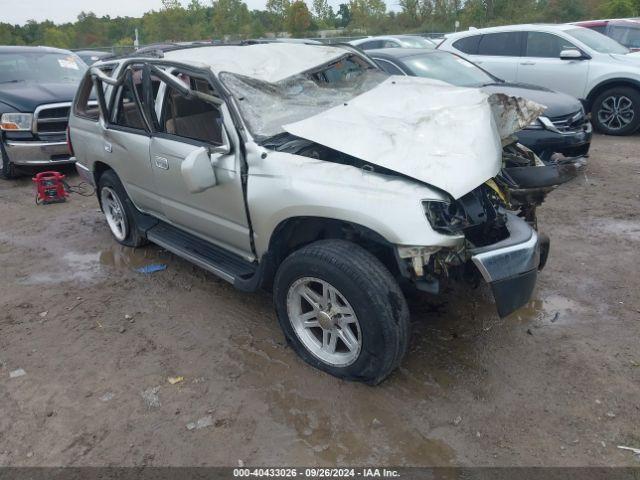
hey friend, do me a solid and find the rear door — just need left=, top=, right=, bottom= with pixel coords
left=147, top=66, right=252, bottom=258
left=103, top=64, right=162, bottom=216
left=517, top=31, right=589, bottom=99
left=472, top=31, right=524, bottom=81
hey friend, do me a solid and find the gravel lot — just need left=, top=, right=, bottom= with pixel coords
left=0, top=134, right=639, bottom=467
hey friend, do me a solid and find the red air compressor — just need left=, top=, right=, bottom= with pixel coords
left=33, top=171, right=68, bottom=205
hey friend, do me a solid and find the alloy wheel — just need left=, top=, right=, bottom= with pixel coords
left=286, top=277, right=362, bottom=367
left=598, top=95, right=635, bottom=131
left=100, top=186, right=128, bottom=241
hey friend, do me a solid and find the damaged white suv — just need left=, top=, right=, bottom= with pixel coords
left=69, top=43, right=580, bottom=384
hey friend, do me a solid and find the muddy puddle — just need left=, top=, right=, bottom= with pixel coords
left=226, top=315, right=456, bottom=466
left=509, top=292, right=586, bottom=326
left=20, top=244, right=171, bottom=285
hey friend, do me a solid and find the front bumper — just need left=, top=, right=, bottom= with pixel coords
left=3, top=140, right=73, bottom=166
left=470, top=213, right=541, bottom=317
left=516, top=122, right=592, bottom=159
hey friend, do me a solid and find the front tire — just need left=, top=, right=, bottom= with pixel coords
left=0, top=143, right=17, bottom=179
left=97, top=170, right=147, bottom=247
left=592, top=87, right=640, bottom=136
left=273, top=240, right=410, bottom=384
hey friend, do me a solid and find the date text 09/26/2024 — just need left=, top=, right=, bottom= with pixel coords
left=233, top=468, right=401, bottom=478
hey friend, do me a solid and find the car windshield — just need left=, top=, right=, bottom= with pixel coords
left=0, top=52, right=87, bottom=84
left=220, top=54, right=387, bottom=141
left=403, top=51, right=495, bottom=87
left=566, top=28, right=630, bottom=54
left=397, top=37, right=435, bottom=48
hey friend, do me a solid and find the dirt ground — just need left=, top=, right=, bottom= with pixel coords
left=0, top=133, right=639, bottom=468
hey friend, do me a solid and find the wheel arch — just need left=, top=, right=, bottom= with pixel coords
left=93, top=161, right=114, bottom=185
left=262, top=216, right=401, bottom=290
left=586, top=78, right=640, bottom=108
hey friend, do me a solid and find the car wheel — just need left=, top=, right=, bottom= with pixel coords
left=273, top=239, right=410, bottom=384
left=0, top=144, right=17, bottom=179
left=592, top=87, right=640, bottom=136
left=97, top=170, right=147, bottom=247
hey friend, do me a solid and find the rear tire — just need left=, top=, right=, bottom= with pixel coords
left=97, top=170, right=147, bottom=247
left=591, top=87, right=640, bottom=136
left=273, top=239, right=410, bottom=385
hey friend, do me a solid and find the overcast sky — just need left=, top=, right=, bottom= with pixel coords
left=2, top=0, right=385, bottom=25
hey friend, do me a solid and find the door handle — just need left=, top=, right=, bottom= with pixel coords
left=520, top=61, right=536, bottom=66
left=154, top=156, right=169, bottom=170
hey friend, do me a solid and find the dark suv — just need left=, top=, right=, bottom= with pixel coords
left=0, top=46, right=87, bottom=178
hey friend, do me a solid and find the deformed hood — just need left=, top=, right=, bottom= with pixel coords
left=482, top=82, right=576, bottom=119
left=284, top=76, right=543, bottom=199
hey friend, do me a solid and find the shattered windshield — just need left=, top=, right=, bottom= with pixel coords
left=219, top=54, right=388, bottom=141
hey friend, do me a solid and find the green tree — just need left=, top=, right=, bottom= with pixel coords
left=336, top=3, right=352, bottom=27
left=545, top=0, right=585, bottom=22
left=42, top=27, right=73, bottom=48
left=286, top=0, right=313, bottom=35
left=186, top=0, right=211, bottom=39
left=348, top=0, right=386, bottom=32
left=212, top=0, right=251, bottom=37
left=398, top=0, right=421, bottom=28
left=312, top=0, right=335, bottom=27
left=266, top=0, right=291, bottom=32
left=601, top=0, right=637, bottom=17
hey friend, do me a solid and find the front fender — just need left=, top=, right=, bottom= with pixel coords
left=247, top=151, right=464, bottom=257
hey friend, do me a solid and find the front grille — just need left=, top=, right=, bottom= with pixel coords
left=549, top=110, right=587, bottom=133
left=34, top=103, right=71, bottom=137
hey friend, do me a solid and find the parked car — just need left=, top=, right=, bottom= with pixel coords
left=75, top=50, right=114, bottom=65
left=0, top=46, right=87, bottom=179
left=368, top=48, right=592, bottom=159
left=572, top=19, right=640, bottom=51
left=70, top=43, right=577, bottom=383
left=439, top=24, right=640, bottom=135
left=350, top=35, right=437, bottom=50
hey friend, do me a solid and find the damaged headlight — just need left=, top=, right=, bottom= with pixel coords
left=424, top=185, right=509, bottom=246
left=423, top=201, right=466, bottom=235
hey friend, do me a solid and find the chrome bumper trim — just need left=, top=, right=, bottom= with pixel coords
left=4, top=140, right=73, bottom=165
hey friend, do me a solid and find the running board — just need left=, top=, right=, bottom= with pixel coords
left=146, top=222, right=257, bottom=284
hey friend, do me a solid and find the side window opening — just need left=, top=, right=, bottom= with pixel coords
left=477, top=32, right=523, bottom=56
left=74, top=64, right=114, bottom=121
left=112, top=66, right=147, bottom=131
left=158, top=71, right=224, bottom=145
left=589, top=25, right=607, bottom=34
left=310, top=55, right=373, bottom=84
left=453, top=35, right=481, bottom=55
left=525, top=32, right=577, bottom=58
left=375, top=59, right=404, bottom=75
left=360, top=40, right=383, bottom=50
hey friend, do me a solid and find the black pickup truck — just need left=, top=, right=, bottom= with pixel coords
left=0, top=46, right=87, bottom=178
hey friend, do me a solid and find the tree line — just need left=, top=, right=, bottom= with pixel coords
left=0, top=0, right=639, bottom=50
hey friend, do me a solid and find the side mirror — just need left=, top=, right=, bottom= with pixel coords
left=560, top=49, right=583, bottom=60
left=181, top=147, right=217, bottom=193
